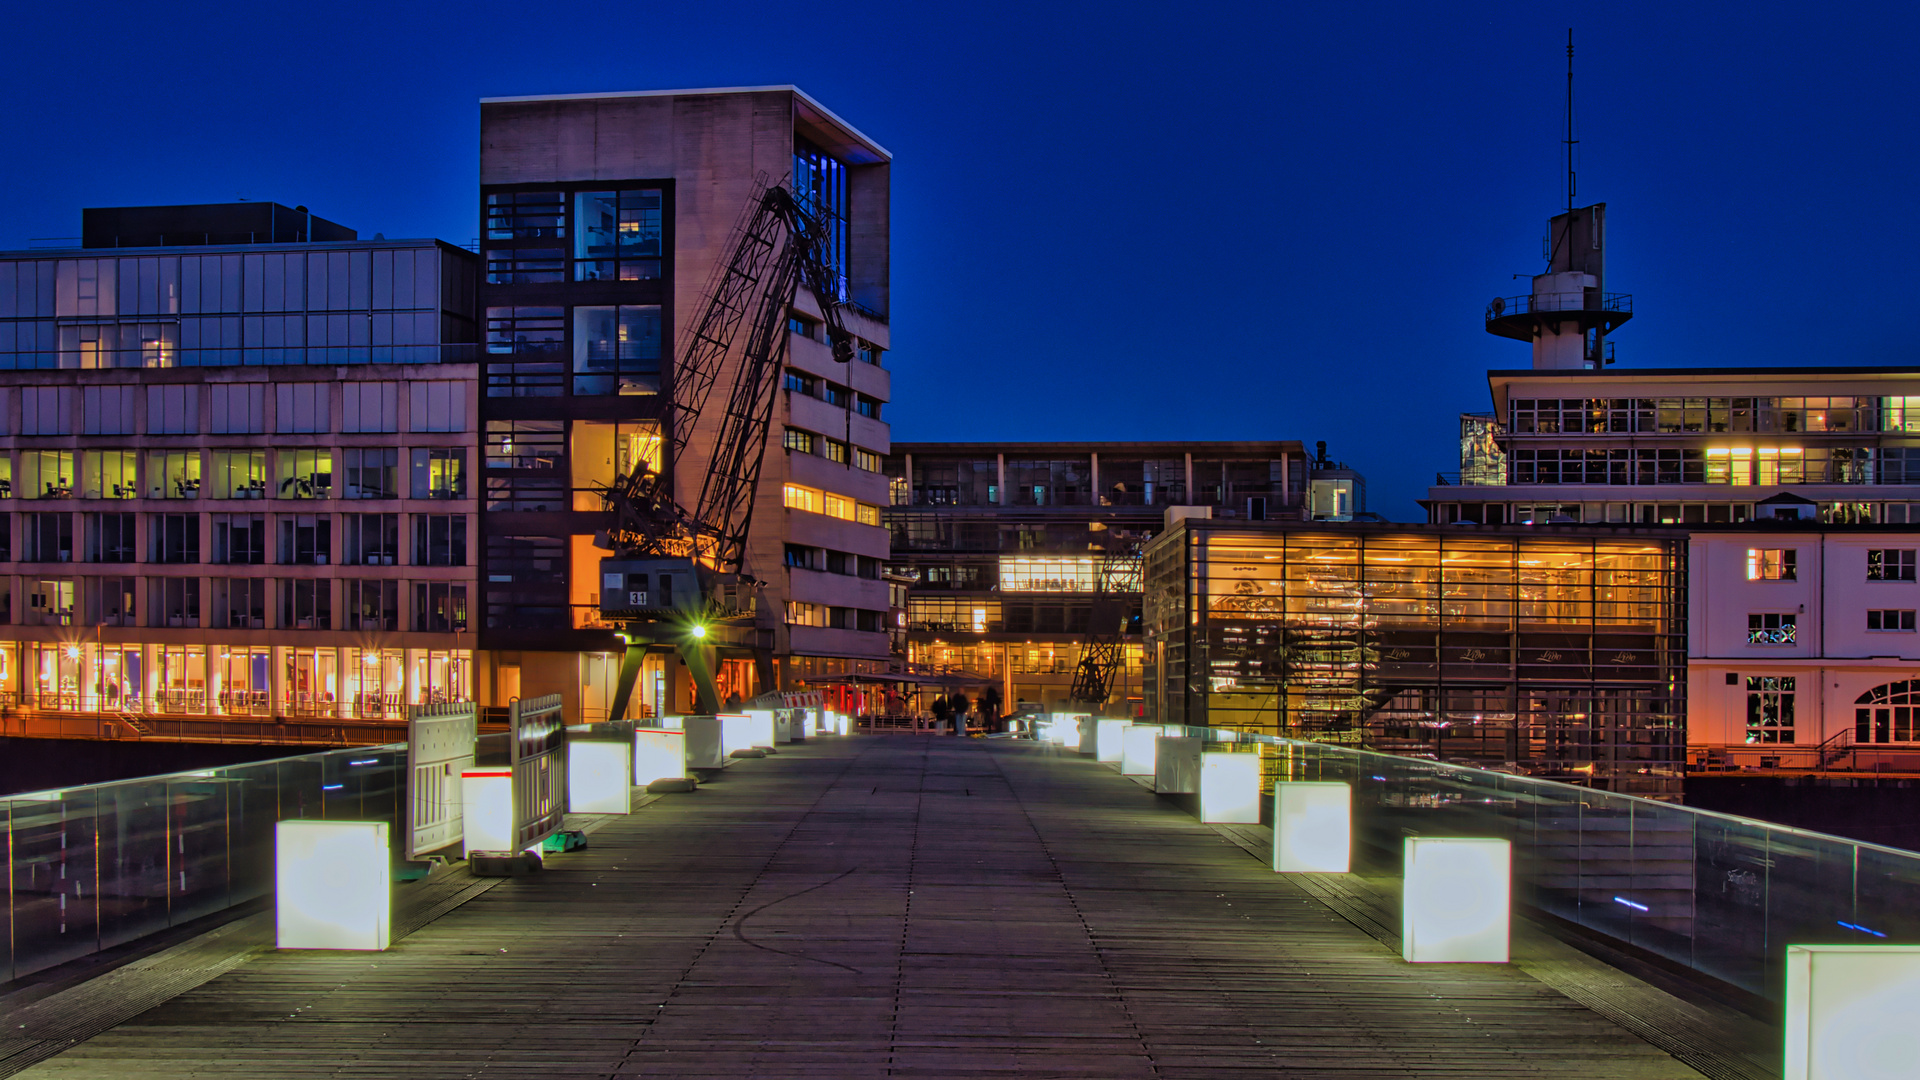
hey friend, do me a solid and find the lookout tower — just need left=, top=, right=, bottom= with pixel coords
left=1485, top=203, right=1632, bottom=369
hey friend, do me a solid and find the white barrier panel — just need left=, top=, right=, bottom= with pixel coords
left=1154, top=736, right=1202, bottom=793
left=1121, top=724, right=1159, bottom=776
left=1096, top=720, right=1129, bottom=763
left=276, top=820, right=390, bottom=950
left=1273, top=781, right=1350, bottom=872
left=460, top=770, right=514, bottom=856
left=1401, top=837, right=1509, bottom=963
left=745, top=709, right=777, bottom=748
left=774, top=712, right=793, bottom=744
left=801, top=710, right=817, bottom=737
left=1784, top=945, right=1920, bottom=1080
left=1201, top=752, right=1261, bottom=823
left=635, top=729, right=688, bottom=784
left=682, top=716, right=725, bottom=769
left=568, top=741, right=631, bottom=814
left=719, top=713, right=755, bottom=756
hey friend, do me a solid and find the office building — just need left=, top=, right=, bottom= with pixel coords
left=0, top=203, right=480, bottom=722
left=884, top=441, right=1307, bottom=713
left=1142, top=518, right=1688, bottom=796
left=477, top=87, right=893, bottom=718
left=1427, top=202, right=1920, bottom=527
left=1688, top=524, right=1920, bottom=770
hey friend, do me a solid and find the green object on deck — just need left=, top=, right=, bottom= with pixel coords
left=542, top=830, right=588, bottom=853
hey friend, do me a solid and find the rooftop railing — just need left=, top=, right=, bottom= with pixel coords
left=1158, top=721, right=1920, bottom=1003
left=0, top=743, right=403, bottom=982
left=0, top=344, right=479, bottom=371
left=1486, top=291, right=1633, bottom=321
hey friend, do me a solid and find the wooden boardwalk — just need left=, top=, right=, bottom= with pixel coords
left=6, top=736, right=1738, bottom=1078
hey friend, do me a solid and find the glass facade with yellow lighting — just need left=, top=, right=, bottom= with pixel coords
left=1144, top=520, right=1686, bottom=796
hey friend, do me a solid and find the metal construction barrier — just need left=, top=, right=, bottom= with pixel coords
left=405, top=701, right=477, bottom=860
left=0, top=743, right=403, bottom=982
left=1152, top=723, right=1920, bottom=1002
left=464, top=694, right=567, bottom=857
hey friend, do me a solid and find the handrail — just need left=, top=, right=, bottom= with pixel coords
left=1146, top=719, right=1920, bottom=1002
left=1486, top=291, right=1632, bottom=321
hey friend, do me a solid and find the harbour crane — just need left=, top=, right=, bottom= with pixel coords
left=597, top=176, right=854, bottom=719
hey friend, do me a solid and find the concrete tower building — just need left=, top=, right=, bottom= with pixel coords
left=477, top=87, right=894, bottom=718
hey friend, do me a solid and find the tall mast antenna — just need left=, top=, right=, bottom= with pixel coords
left=1565, top=28, right=1576, bottom=215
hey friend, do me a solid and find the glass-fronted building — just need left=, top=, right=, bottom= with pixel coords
left=886, top=441, right=1307, bottom=713
left=0, top=205, right=481, bottom=724
left=1143, top=519, right=1687, bottom=796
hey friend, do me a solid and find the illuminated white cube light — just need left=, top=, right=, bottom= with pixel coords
left=773, top=712, right=793, bottom=744
left=568, top=740, right=632, bottom=814
left=1121, top=724, right=1159, bottom=776
left=276, top=820, right=390, bottom=950
left=1201, top=751, right=1262, bottom=823
left=744, top=709, right=777, bottom=748
left=1096, top=719, right=1129, bottom=763
left=718, top=713, right=755, bottom=756
left=681, top=716, right=725, bottom=769
left=1401, top=837, right=1509, bottom=963
left=660, top=715, right=685, bottom=730
left=1077, top=714, right=1099, bottom=755
left=1155, top=736, right=1202, bottom=793
left=1273, top=781, right=1350, bottom=872
left=634, top=729, right=688, bottom=785
left=801, top=710, right=817, bottom=737
left=1053, top=716, right=1081, bottom=747
left=461, top=770, right=514, bottom=856
left=1784, top=944, right=1920, bottom=1080
left=836, top=712, right=850, bottom=735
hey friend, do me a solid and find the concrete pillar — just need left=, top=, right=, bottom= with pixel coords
left=1089, top=452, right=1100, bottom=504
left=997, top=453, right=1007, bottom=506
left=902, top=453, right=913, bottom=503
left=270, top=645, right=286, bottom=719
left=1184, top=454, right=1194, bottom=503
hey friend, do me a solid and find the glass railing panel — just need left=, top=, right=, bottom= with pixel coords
left=1170, top=722, right=1920, bottom=1002
left=168, top=773, right=236, bottom=926
left=223, top=759, right=288, bottom=902
left=95, top=777, right=174, bottom=950
left=1621, top=797, right=1697, bottom=965
left=7, top=787, right=102, bottom=976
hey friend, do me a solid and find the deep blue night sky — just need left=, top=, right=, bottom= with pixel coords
left=5, top=2, right=1918, bottom=518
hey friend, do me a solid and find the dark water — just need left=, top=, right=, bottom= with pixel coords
left=0, top=737, right=301, bottom=796
left=1685, top=774, right=1920, bottom=852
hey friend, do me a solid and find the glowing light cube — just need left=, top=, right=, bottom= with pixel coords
left=634, top=729, right=686, bottom=786
left=1121, top=724, right=1159, bottom=776
left=681, top=716, right=725, bottom=769
left=1401, top=837, right=1509, bottom=963
left=1155, top=736, right=1202, bottom=793
left=461, top=769, right=514, bottom=856
left=744, top=709, right=777, bottom=748
left=718, top=713, right=756, bottom=756
left=774, top=712, right=793, bottom=744
left=276, top=819, right=390, bottom=950
left=836, top=712, right=850, bottom=735
left=1785, top=944, right=1920, bottom=1080
left=1201, top=751, right=1262, bottom=823
left=1273, top=781, right=1350, bottom=872
left=1096, top=719, right=1129, bottom=763
left=659, top=715, right=685, bottom=730
left=568, top=740, right=631, bottom=814
left=1055, top=717, right=1081, bottom=746
left=801, top=711, right=818, bottom=737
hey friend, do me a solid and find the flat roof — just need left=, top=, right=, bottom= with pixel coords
left=0, top=237, right=465, bottom=258
left=1490, top=365, right=1920, bottom=381
left=479, top=84, right=891, bottom=163
left=891, top=440, right=1306, bottom=455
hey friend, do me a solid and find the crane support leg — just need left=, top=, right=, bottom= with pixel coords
left=679, top=640, right=721, bottom=715
left=609, top=643, right=647, bottom=723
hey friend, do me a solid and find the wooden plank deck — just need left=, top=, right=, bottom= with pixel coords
left=7, top=737, right=1736, bottom=1078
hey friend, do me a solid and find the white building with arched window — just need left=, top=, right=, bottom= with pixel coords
left=1688, top=525, right=1920, bottom=770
